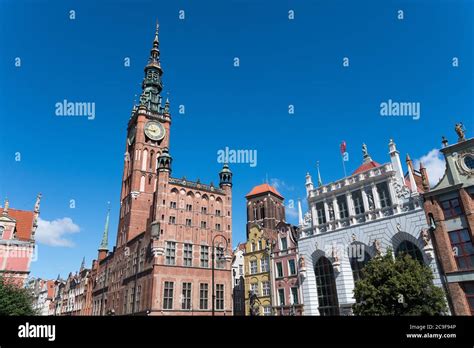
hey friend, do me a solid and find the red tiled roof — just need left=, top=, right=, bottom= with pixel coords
left=245, top=183, right=283, bottom=199
left=0, top=208, right=35, bottom=241
left=352, top=161, right=381, bottom=175
left=237, top=243, right=246, bottom=251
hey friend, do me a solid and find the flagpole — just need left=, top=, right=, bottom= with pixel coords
left=341, top=154, right=347, bottom=178
left=340, top=141, right=348, bottom=178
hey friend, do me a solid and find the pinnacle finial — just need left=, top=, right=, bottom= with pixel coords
left=154, top=20, right=160, bottom=46
left=3, top=197, right=9, bottom=215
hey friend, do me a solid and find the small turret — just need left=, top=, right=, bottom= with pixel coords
left=219, top=163, right=232, bottom=188
left=157, top=147, right=172, bottom=173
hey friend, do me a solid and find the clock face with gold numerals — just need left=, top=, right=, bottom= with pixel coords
left=144, top=121, right=165, bottom=141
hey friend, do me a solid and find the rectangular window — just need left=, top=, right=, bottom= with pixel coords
left=216, top=209, right=221, bottom=216
left=251, top=242, right=256, bottom=252
left=377, top=182, right=392, bottom=208
left=258, top=240, right=262, bottom=250
left=169, top=216, right=176, bottom=224
left=216, top=247, right=225, bottom=269
left=185, top=218, right=192, bottom=226
left=215, top=223, right=221, bottom=231
left=441, top=197, right=462, bottom=219
left=186, top=204, right=192, bottom=211
left=260, top=257, right=269, bottom=272
left=288, top=259, right=296, bottom=275
left=250, top=282, right=259, bottom=296
left=163, top=281, right=174, bottom=310
left=262, top=281, right=270, bottom=296
left=316, top=202, right=327, bottom=225
left=136, top=285, right=142, bottom=312
left=276, top=262, right=283, bottom=278
left=170, top=201, right=177, bottom=209
left=181, top=282, right=192, bottom=310
left=462, top=282, right=474, bottom=315
left=200, top=246, right=209, bottom=267
left=199, top=283, right=208, bottom=310
left=280, top=237, right=288, bottom=250
left=201, top=221, right=207, bottom=229
left=165, top=242, right=176, bottom=265
left=216, top=284, right=224, bottom=310
left=263, top=305, right=272, bottom=316
left=291, top=287, right=299, bottom=305
left=129, top=287, right=135, bottom=312
left=201, top=207, right=207, bottom=214
left=449, top=229, right=474, bottom=270
left=124, top=289, right=128, bottom=314
left=239, top=264, right=243, bottom=276
left=352, top=191, right=365, bottom=215
left=250, top=260, right=258, bottom=274
left=328, top=203, right=335, bottom=221
left=184, top=243, right=193, bottom=267
left=278, top=288, right=285, bottom=306
left=337, top=195, right=349, bottom=219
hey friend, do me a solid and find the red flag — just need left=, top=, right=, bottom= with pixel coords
left=340, top=141, right=347, bottom=154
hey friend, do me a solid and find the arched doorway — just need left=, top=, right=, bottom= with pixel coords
left=349, top=244, right=371, bottom=283
left=314, top=257, right=340, bottom=315
left=395, top=240, right=424, bottom=264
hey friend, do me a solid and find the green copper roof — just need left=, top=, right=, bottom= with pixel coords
left=98, top=205, right=110, bottom=251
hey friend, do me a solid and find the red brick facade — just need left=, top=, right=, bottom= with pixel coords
left=89, top=25, right=233, bottom=316
left=422, top=134, right=474, bottom=315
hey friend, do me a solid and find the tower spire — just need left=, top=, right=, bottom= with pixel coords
left=141, top=22, right=164, bottom=113
left=99, top=202, right=110, bottom=251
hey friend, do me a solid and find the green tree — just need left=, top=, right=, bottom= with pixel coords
left=353, top=250, right=447, bottom=315
left=0, top=277, right=37, bottom=316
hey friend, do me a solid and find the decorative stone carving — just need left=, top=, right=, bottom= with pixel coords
left=455, top=122, right=466, bottom=142
left=303, top=212, right=312, bottom=226
left=420, top=228, right=434, bottom=259
left=393, top=181, right=410, bottom=199
left=373, top=239, right=382, bottom=256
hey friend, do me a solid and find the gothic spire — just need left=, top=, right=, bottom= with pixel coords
left=98, top=203, right=110, bottom=251
left=141, top=22, right=164, bottom=113
left=80, top=256, right=85, bottom=271
left=147, top=21, right=162, bottom=71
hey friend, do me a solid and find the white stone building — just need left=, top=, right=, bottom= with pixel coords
left=297, top=140, right=443, bottom=315
left=231, top=243, right=246, bottom=315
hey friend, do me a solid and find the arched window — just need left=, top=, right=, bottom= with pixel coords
left=139, top=176, right=145, bottom=192
left=349, top=248, right=371, bottom=283
left=259, top=205, right=265, bottom=220
left=149, top=151, right=154, bottom=170
left=314, top=257, right=339, bottom=315
left=141, top=149, right=148, bottom=171
left=396, top=240, right=424, bottom=264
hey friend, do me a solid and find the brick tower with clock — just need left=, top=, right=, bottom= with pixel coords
left=118, top=23, right=171, bottom=246
left=90, top=24, right=233, bottom=316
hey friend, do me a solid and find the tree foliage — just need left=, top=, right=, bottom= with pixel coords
left=353, top=250, right=447, bottom=315
left=0, top=277, right=37, bottom=316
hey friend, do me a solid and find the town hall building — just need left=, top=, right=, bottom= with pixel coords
left=89, top=24, right=233, bottom=316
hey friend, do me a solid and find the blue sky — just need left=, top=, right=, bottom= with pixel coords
left=0, top=0, right=472, bottom=280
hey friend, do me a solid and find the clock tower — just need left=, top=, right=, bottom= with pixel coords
left=118, top=23, right=172, bottom=245
left=90, top=23, right=233, bottom=317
